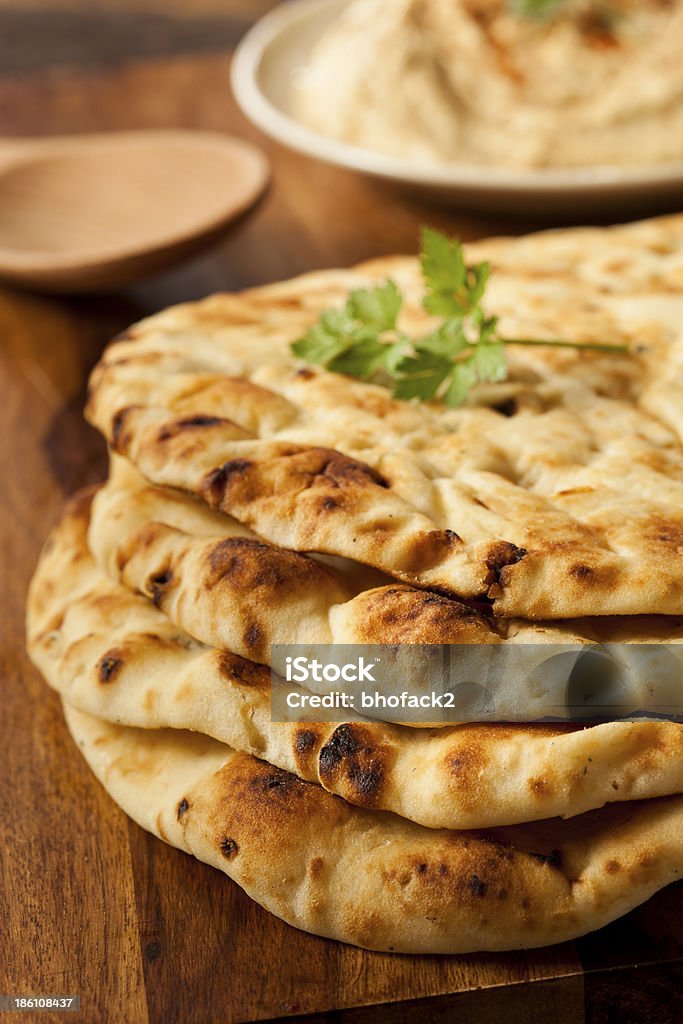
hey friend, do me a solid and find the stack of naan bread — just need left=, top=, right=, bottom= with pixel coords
left=27, top=214, right=683, bottom=953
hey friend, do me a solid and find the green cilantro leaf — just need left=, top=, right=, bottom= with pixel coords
left=290, top=228, right=629, bottom=409
left=414, top=320, right=469, bottom=358
left=421, top=226, right=491, bottom=319
left=291, top=310, right=357, bottom=365
left=327, top=336, right=389, bottom=378
left=466, top=262, right=491, bottom=308
left=444, top=361, right=478, bottom=408
left=346, top=280, right=402, bottom=332
left=393, top=349, right=453, bottom=402
left=420, top=227, right=465, bottom=314
left=382, top=340, right=412, bottom=375
left=469, top=340, right=507, bottom=383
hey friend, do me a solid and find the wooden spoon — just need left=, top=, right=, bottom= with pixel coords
left=0, top=130, right=270, bottom=292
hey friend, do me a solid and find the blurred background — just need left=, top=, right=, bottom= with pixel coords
left=0, top=0, right=538, bottom=305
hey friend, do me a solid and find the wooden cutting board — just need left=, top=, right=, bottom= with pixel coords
left=1, top=5, right=682, bottom=1021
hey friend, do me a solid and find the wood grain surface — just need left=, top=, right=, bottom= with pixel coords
left=1, top=4, right=682, bottom=1022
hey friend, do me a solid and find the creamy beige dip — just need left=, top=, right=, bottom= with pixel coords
left=294, top=0, right=683, bottom=168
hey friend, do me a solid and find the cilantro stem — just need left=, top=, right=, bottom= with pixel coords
left=501, top=338, right=629, bottom=354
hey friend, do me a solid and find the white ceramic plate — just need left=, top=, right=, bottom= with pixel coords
left=231, top=0, right=683, bottom=217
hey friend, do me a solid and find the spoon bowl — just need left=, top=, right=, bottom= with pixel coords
left=0, top=130, right=270, bottom=292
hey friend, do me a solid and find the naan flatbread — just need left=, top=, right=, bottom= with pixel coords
left=89, top=456, right=683, bottom=665
left=63, top=702, right=683, bottom=953
left=87, top=456, right=539, bottom=660
left=26, top=490, right=683, bottom=830
left=85, top=214, right=683, bottom=618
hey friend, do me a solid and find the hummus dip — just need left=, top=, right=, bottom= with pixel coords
left=293, top=0, right=683, bottom=168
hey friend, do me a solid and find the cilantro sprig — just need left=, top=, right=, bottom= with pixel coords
left=291, top=227, right=629, bottom=409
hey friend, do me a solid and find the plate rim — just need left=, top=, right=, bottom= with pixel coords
left=231, top=0, right=683, bottom=196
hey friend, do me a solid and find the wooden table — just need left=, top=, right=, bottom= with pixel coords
left=1, top=3, right=682, bottom=1021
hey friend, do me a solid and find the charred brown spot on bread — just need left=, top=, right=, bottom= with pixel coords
left=316, top=449, right=389, bottom=489
left=487, top=542, right=527, bottom=584
left=206, top=754, right=349, bottom=863
left=202, top=458, right=254, bottom=507
left=319, top=723, right=361, bottom=765
left=207, top=536, right=278, bottom=584
left=605, top=858, right=621, bottom=874
left=156, top=414, right=224, bottom=443
left=309, top=857, right=324, bottom=880
left=147, top=567, right=174, bottom=607
left=177, top=798, right=190, bottom=821
left=207, top=537, right=291, bottom=590
left=243, top=623, right=263, bottom=654
left=448, top=746, right=485, bottom=778
left=383, top=837, right=519, bottom=919
left=205, top=535, right=337, bottom=601
left=321, top=496, right=340, bottom=511
left=488, top=840, right=516, bottom=863
left=110, top=405, right=138, bottom=451
left=531, top=849, right=562, bottom=869
left=293, top=726, right=324, bottom=774
left=219, top=837, right=239, bottom=859
left=468, top=874, right=488, bottom=898
left=643, top=515, right=683, bottom=551
left=349, top=585, right=495, bottom=644
left=566, top=561, right=621, bottom=590
left=98, top=651, right=124, bottom=683
left=529, top=777, right=550, bottom=796
left=216, top=650, right=268, bottom=689
left=347, top=761, right=384, bottom=801
left=296, top=729, right=320, bottom=753
left=295, top=368, right=316, bottom=380
left=570, top=563, right=595, bottom=581
left=318, top=724, right=387, bottom=807
left=202, top=446, right=390, bottom=529
left=249, top=765, right=299, bottom=798
left=654, top=530, right=683, bottom=545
